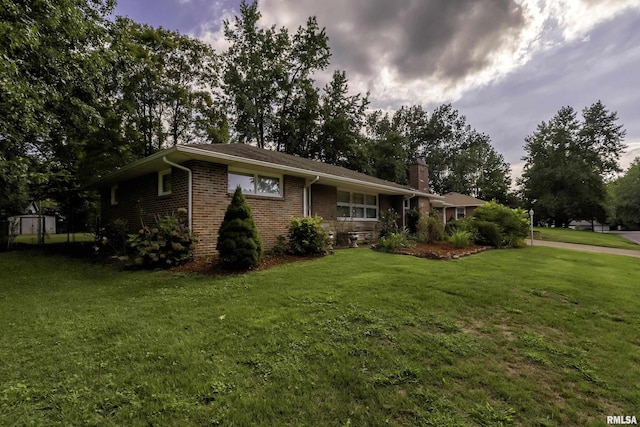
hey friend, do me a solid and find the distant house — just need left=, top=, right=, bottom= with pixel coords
left=91, top=144, right=446, bottom=257
left=438, top=192, right=487, bottom=222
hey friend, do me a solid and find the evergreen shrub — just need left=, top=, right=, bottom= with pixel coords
left=217, top=187, right=262, bottom=270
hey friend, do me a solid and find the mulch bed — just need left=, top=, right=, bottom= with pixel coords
left=169, top=253, right=323, bottom=275
left=392, top=242, right=491, bottom=260
left=170, top=243, right=491, bottom=275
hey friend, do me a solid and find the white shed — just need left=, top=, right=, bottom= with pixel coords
left=7, top=215, right=57, bottom=235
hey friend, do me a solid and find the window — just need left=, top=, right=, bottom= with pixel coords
left=110, top=185, right=119, bottom=206
left=456, top=207, right=466, bottom=219
left=158, top=169, right=172, bottom=196
left=337, top=190, right=378, bottom=220
left=228, top=169, right=282, bottom=197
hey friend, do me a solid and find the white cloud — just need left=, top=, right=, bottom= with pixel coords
left=251, top=0, right=640, bottom=108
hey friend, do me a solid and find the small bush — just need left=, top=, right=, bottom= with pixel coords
left=217, top=187, right=262, bottom=270
left=269, top=235, right=287, bottom=256
left=126, top=211, right=196, bottom=267
left=288, top=215, right=329, bottom=255
left=97, top=218, right=129, bottom=255
left=374, top=230, right=413, bottom=252
left=405, top=209, right=420, bottom=234
left=449, top=230, right=472, bottom=248
left=379, top=209, right=400, bottom=238
left=474, top=220, right=503, bottom=248
left=417, top=213, right=445, bottom=243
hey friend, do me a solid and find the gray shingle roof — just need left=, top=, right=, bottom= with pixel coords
left=185, top=143, right=412, bottom=191
left=443, top=192, right=486, bottom=206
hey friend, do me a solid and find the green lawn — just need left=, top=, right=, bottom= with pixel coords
left=534, top=227, right=640, bottom=250
left=1, top=248, right=639, bottom=426
left=13, top=232, right=94, bottom=245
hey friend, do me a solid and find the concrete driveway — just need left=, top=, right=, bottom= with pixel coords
left=527, top=239, right=640, bottom=258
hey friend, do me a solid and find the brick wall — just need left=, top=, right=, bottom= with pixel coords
left=100, top=167, right=189, bottom=231
left=101, top=161, right=304, bottom=257
left=189, top=161, right=304, bottom=257
left=310, top=184, right=337, bottom=220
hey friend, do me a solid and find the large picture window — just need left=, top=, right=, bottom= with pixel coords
left=228, top=169, right=282, bottom=197
left=337, top=190, right=378, bottom=220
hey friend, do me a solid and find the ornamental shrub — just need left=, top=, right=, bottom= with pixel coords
left=449, top=229, right=472, bottom=248
left=474, top=220, right=503, bottom=248
left=288, top=215, right=330, bottom=255
left=126, top=211, right=196, bottom=267
left=374, top=230, right=413, bottom=253
left=473, top=201, right=528, bottom=247
left=217, top=187, right=262, bottom=270
left=379, top=208, right=400, bottom=238
left=417, top=212, right=445, bottom=243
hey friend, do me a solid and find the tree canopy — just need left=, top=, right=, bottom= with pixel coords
left=519, top=102, right=626, bottom=227
left=608, top=158, right=640, bottom=228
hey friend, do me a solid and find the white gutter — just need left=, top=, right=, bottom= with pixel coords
left=306, top=175, right=320, bottom=186
left=163, top=156, right=193, bottom=230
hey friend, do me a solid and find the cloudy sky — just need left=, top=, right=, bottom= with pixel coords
left=113, top=0, right=640, bottom=178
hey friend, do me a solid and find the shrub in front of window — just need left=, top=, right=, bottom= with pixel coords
left=287, top=215, right=330, bottom=255
left=126, top=210, right=196, bottom=267
left=217, top=187, right=262, bottom=270
left=445, top=217, right=475, bottom=236
left=405, top=209, right=420, bottom=234
left=379, top=208, right=400, bottom=238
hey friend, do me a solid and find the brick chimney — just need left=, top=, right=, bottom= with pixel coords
left=409, top=158, right=429, bottom=193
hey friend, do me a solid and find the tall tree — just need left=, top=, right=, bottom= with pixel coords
left=520, top=102, right=625, bottom=227
left=608, top=158, right=640, bottom=228
left=1, top=0, right=114, bottom=215
left=109, top=18, right=224, bottom=158
left=315, top=71, right=369, bottom=171
left=364, top=104, right=511, bottom=199
left=222, top=0, right=330, bottom=150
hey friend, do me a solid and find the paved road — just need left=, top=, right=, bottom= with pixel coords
left=607, top=231, right=640, bottom=245
left=526, top=239, right=640, bottom=258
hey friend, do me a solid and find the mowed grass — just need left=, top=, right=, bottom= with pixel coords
left=534, top=227, right=640, bottom=250
left=1, top=248, right=639, bottom=426
left=13, top=232, right=94, bottom=245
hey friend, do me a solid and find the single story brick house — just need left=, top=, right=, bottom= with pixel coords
left=92, top=144, right=445, bottom=257
left=439, top=192, right=487, bottom=222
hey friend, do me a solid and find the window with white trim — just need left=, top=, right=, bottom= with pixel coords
left=337, top=190, right=378, bottom=220
left=110, top=185, right=119, bottom=206
left=456, top=207, right=466, bottom=219
left=228, top=169, right=282, bottom=197
left=158, top=169, right=172, bottom=196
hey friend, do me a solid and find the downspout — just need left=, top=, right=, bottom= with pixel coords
left=305, top=176, right=320, bottom=217
left=163, top=156, right=192, bottom=230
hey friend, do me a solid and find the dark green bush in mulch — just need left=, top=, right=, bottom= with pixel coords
left=217, top=187, right=262, bottom=270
